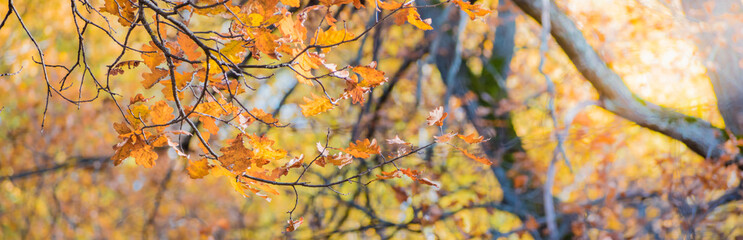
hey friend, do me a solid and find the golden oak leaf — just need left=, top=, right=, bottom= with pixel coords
left=294, top=52, right=325, bottom=85
left=219, top=134, right=254, bottom=173
left=247, top=134, right=287, bottom=167
left=113, top=121, right=132, bottom=136
left=126, top=104, right=150, bottom=129
left=254, top=30, right=279, bottom=59
left=452, top=0, right=491, bottom=20
left=220, top=40, right=247, bottom=65
left=434, top=132, right=456, bottom=143
left=131, top=141, right=158, bottom=168
left=376, top=0, right=402, bottom=10
left=187, top=158, right=214, bottom=179
left=212, top=165, right=252, bottom=198
left=248, top=108, right=280, bottom=125
left=281, top=0, right=300, bottom=8
left=398, top=8, right=432, bottom=30
left=150, top=100, right=174, bottom=128
left=455, top=147, right=492, bottom=165
left=353, top=62, right=388, bottom=88
left=343, top=77, right=366, bottom=104
left=300, top=93, right=333, bottom=117
left=100, top=0, right=136, bottom=26
left=271, top=154, right=304, bottom=178
left=177, top=32, right=202, bottom=60
left=141, top=41, right=165, bottom=70
left=342, top=138, right=380, bottom=158
left=311, top=27, right=354, bottom=51
left=426, top=106, right=448, bottom=126
left=141, top=68, right=168, bottom=89
left=457, top=133, right=484, bottom=144
left=325, top=153, right=353, bottom=169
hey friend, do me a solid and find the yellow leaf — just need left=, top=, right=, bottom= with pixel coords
left=452, top=0, right=491, bottom=20
left=150, top=101, right=174, bottom=129
left=407, top=8, right=432, bottom=30
left=281, top=0, right=300, bottom=7
left=300, top=93, right=333, bottom=116
left=187, top=158, right=213, bottom=179
left=342, top=138, right=380, bottom=158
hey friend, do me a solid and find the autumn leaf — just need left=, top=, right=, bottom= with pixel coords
left=386, top=135, right=410, bottom=146
left=150, top=100, right=174, bottom=129
left=141, top=41, right=165, bottom=70
left=177, top=32, right=202, bottom=60
left=353, top=62, right=388, bottom=88
left=271, top=154, right=304, bottom=178
left=454, top=147, right=492, bottom=165
left=457, top=133, right=484, bottom=144
left=342, top=76, right=366, bottom=104
left=187, top=158, right=214, bottom=179
left=311, top=26, right=355, bottom=51
left=281, top=0, right=300, bottom=7
left=376, top=0, right=402, bottom=10
left=100, top=0, right=136, bottom=26
left=141, top=68, right=168, bottom=89
left=434, top=132, right=456, bottom=143
left=405, top=8, right=433, bottom=30
left=376, top=168, right=439, bottom=188
left=452, top=0, right=491, bottom=20
left=342, top=138, right=381, bottom=158
left=286, top=217, right=304, bottom=232
left=219, top=134, right=254, bottom=173
left=426, top=106, right=448, bottom=126
left=109, top=60, right=141, bottom=76
left=300, top=93, right=333, bottom=117
left=325, top=153, right=354, bottom=169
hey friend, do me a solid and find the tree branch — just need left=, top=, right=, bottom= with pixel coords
left=512, top=0, right=727, bottom=160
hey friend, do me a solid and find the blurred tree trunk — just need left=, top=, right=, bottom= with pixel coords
left=682, top=0, right=743, bottom=136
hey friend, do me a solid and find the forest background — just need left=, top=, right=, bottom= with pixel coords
left=2, top=0, right=743, bottom=239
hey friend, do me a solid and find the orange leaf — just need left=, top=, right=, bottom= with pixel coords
left=426, top=106, right=448, bottom=126
left=100, top=0, right=136, bottom=26
left=353, top=62, right=388, bottom=88
left=281, top=0, right=300, bottom=7
left=177, top=32, right=202, bottom=60
left=455, top=147, right=492, bottom=165
left=343, top=76, right=366, bottom=104
left=457, top=133, right=484, bottom=144
left=286, top=217, right=304, bottom=232
left=452, top=0, right=491, bottom=20
left=141, top=41, right=165, bottom=70
left=219, top=134, right=254, bottom=173
left=434, top=132, right=456, bottom=143
left=150, top=100, right=174, bottom=128
left=342, top=138, right=381, bottom=158
left=376, top=0, right=402, bottom=10
left=187, top=158, right=214, bottom=179
left=141, top=68, right=168, bottom=89
left=300, top=93, right=333, bottom=117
